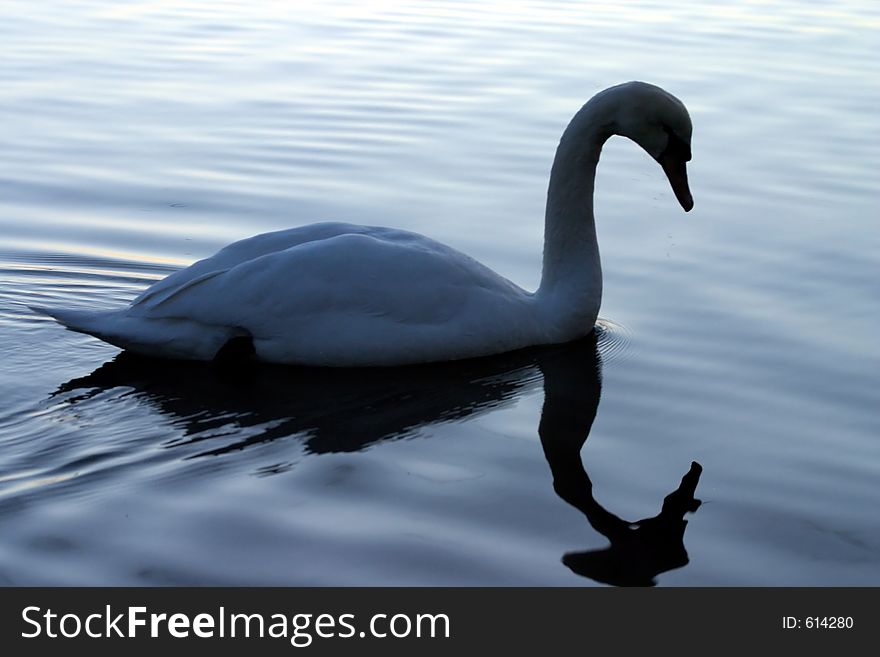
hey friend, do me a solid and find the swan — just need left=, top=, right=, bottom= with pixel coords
left=35, top=81, right=694, bottom=367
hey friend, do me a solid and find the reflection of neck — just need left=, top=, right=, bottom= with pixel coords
left=537, top=339, right=602, bottom=500
left=537, top=97, right=614, bottom=340
left=537, top=341, right=605, bottom=521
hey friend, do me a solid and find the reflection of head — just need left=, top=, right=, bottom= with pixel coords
left=568, top=464, right=702, bottom=587
left=554, top=456, right=702, bottom=587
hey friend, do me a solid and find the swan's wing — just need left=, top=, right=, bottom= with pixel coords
left=133, top=231, right=501, bottom=323
left=132, top=222, right=375, bottom=310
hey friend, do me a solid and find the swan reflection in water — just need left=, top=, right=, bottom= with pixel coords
left=56, top=330, right=702, bottom=586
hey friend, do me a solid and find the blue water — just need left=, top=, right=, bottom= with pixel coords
left=0, top=0, right=877, bottom=585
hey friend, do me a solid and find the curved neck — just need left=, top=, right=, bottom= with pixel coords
left=536, top=97, right=614, bottom=337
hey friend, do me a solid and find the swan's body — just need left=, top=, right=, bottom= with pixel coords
left=37, top=81, right=694, bottom=367
left=49, top=223, right=548, bottom=365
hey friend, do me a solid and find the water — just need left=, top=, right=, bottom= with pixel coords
left=1, top=0, right=877, bottom=585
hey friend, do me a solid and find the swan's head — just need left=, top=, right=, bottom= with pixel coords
left=607, top=81, right=694, bottom=212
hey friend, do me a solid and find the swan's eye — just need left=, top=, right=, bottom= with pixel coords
left=662, top=125, right=692, bottom=162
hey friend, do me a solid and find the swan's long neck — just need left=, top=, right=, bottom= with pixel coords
left=536, top=95, right=614, bottom=340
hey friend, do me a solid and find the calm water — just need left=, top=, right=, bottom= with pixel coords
left=1, top=0, right=877, bottom=585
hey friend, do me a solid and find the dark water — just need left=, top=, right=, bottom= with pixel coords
left=1, top=0, right=877, bottom=585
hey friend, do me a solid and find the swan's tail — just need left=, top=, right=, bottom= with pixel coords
left=30, top=305, right=247, bottom=361
left=29, top=305, right=120, bottom=339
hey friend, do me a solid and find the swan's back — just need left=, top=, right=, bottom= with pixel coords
left=131, top=222, right=379, bottom=309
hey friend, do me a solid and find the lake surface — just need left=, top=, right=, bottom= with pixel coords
left=1, top=0, right=877, bottom=586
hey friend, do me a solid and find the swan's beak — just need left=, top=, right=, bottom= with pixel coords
left=659, top=152, right=693, bottom=212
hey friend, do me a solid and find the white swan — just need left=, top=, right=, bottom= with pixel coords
left=36, top=81, right=693, bottom=367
